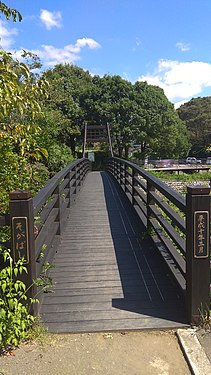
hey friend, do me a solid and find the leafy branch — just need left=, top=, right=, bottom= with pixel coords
left=0, top=2, right=22, bottom=22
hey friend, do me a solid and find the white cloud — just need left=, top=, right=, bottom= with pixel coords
left=0, top=20, right=18, bottom=49
left=176, top=42, right=190, bottom=52
left=27, top=38, right=101, bottom=66
left=139, top=59, right=211, bottom=107
left=174, top=99, right=189, bottom=109
left=135, top=37, right=142, bottom=47
left=70, top=38, right=101, bottom=53
left=132, top=37, right=142, bottom=52
left=40, top=9, right=62, bottom=30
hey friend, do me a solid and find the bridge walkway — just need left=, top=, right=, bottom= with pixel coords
left=40, top=171, right=187, bottom=332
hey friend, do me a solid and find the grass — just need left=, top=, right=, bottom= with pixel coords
left=26, top=316, right=49, bottom=347
left=199, top=305, right=211, bottom=330
left=150, top=170, right=211, bottom=182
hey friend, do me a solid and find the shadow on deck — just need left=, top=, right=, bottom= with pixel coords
left=40, top=171, right=187, bottom=332
left=101, top=172, right=186, bottom=321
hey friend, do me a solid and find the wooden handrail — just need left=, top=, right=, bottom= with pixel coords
left=33, top=159, right=84, bottom=215
left=107, top=157, right=210, bottom=324
left=0, top=158, right=91, bottom=313
left=33, top=158, right=91, bottom=276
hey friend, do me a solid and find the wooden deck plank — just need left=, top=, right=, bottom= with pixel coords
left=43, top=317, right=186, bottom=333
left=40, top=171, right=187, bottom=332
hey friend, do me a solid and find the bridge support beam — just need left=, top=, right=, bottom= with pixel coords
left=186, top=185, right=210, bottom=324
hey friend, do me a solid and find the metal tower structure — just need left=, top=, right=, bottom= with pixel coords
left=82, top=124, right=113, bottom=158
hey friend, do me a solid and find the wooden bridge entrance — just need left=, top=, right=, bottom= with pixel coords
left=1, top=157, right=210, bottom=332
left=40, top=171, right=186, bottom=332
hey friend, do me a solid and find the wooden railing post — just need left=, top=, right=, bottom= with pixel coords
left=125, top=165, right=130, bottom=192
left=113, top=159, right=117, bottom=179
left=117, top=160, right=121, bottom=184
left=111, top=158, right=115, bottom=176
left=147, top=181, right=155, bottom=233
left=132, top=169, right=138, bottom=206
left=186, top=185, right=210, bottom=324
left=54, top=184, right=61, bottom=235
left=72, top=165, right=77, bottom=197
left=120, top=161, right=124, bottom=187
left=67, top=169, right=71, bottom=208
left=78, top=162, right=82, bottom=190
left=123, top=162, right=127, bottom=192
left=9, top=190, right=37, bottom=313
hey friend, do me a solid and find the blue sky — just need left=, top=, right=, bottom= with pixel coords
left=1, top=1, right=211, bottom=107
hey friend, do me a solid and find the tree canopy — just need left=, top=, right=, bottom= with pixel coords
left=43, top=64, right=189, bottom=159
left=0, top=0, right=191, bottom=212
left=177, top=97, right=211, bottom=156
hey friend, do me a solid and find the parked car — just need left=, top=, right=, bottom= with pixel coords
left=206, top=157, right=211, bottom=164
left=186, top=157, right=202, bottom=164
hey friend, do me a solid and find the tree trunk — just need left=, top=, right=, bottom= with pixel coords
left=118, top=146, right=123, bottom=157
left=124, top=146, right=129, bottom=159
left=69, top=135, right=76, bottom=157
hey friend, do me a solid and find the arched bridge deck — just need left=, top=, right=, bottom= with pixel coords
left=40, top=171, right=187, bottom=332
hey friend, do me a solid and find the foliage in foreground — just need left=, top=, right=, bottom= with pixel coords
left=0, top=251, right=36, bottom=350
left=0, top=51, right=74, bottom=212
left=0, top=249, right=52, bottom=352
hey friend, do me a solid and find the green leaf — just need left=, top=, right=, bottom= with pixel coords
left=14, top=267, right=18, bottom=277
left=14, top=282, right=19, bottom=292
left=1, top=281, right=7, bottom=293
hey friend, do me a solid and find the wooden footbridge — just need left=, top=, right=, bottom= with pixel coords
left=1, top=157, right=210, bottom=332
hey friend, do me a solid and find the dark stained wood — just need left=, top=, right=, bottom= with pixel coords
left=40, top=171, right=187, bottom=332
left=107, top=158, right=187, bottom=299
left=0, top=214, right=10, bottom=227
left=34, top=158, right=91, bottom=282
left=186, top=186, right=211, bottom=324
left=9, top=191, right=37, bottom=313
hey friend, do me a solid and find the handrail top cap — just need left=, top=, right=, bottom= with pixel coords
left=187, top=185, right=210, bottom=195
left=9, top=190, right=32, bottom=200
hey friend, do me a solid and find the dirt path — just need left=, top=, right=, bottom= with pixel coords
left=0, top=330, right=191, bottom=375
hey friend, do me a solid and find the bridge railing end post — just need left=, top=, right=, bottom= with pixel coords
left=9, top=190, right=37, bottom=314
left=186, top=185, right=210, bottom=324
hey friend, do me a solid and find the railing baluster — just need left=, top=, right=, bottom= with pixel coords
left=106, top=157, right=210, bottom=324
left=132, top=169, right=139, bottom=206
left=72, top=165, right=77, bottom=197
left=67, top=169, right=71, bottom=208
left=54, top=184, right=61, bottom=235
left=125, top=164, right=130, bottom=193
left=147, top=181, right=155, bottom=233
left=123, top=162, right=127, bottom=192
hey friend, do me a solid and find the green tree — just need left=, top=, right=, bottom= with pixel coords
left=43, top=64, right=93, bottom=156
left=21, top=61, right=189, bottom=162
left=177, top=97, right=211, bottom=156
left=0, top=52, right=49, bottom=211
left=80, top=74, right=135, bottom=157
left=132, top=81, right=190, bottom=159
left=0, top=51, right=49, bottom=158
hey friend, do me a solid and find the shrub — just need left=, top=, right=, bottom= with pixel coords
left=0, top=250, right=36, bottom=351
